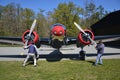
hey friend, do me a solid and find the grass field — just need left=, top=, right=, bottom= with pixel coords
left=0, top=59, right=120, bottom=80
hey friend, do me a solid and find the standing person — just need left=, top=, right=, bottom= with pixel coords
left=23, top=41, right=39, bottom=67
left=94, top=40, right=105, bottom=66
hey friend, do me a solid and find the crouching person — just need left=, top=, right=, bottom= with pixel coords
left=23, top=41, right=39, bottom=67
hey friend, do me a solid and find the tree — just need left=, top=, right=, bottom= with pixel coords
left=0, top=2, right=109, bottom=37
left=83, top=1, right=108, bottom=29
left=84, top=1, right=96, bottom=28
left=21, top=8, right=35, bottom=31
left=36, top=9, right=49, bottom=37
left=0, top=5, right=4, bottom=36
left=52, top=2, right=83, bottom=36
left=0, top=3, right=18, bottom=36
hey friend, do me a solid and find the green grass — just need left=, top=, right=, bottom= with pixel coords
left=0, top=59, right=120, bottom=80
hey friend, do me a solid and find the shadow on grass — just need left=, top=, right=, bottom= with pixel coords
left=46, top=50, right=63, bottom=62
left=0, top=52, right=120, bottom=62
left=45, top=50, right=81, bottom=62
left=86, top=60, right=95, bottom=65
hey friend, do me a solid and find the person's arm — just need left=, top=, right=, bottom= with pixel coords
left=95, top=44, right=98, bottom=50
left=23, top=45, right=30, bottom=49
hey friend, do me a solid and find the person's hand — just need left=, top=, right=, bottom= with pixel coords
left=23, top=46, right=28, bottom=49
